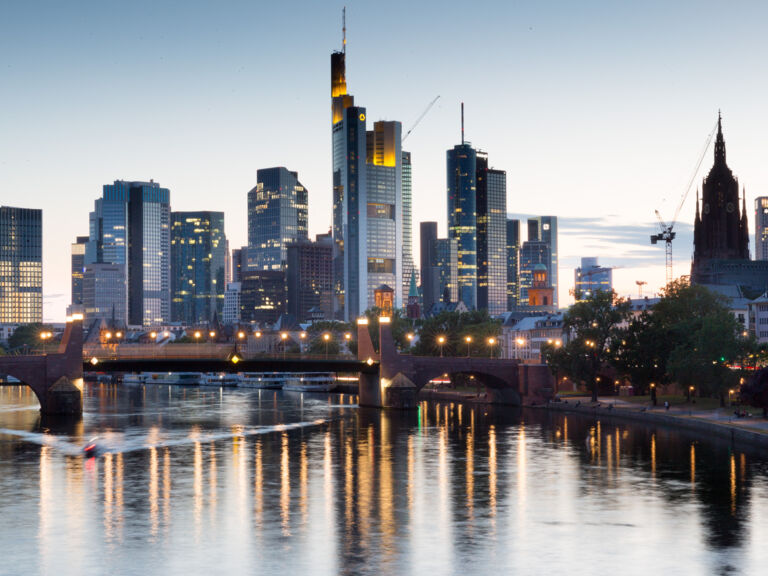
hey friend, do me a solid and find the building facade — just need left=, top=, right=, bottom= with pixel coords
left=401, top=150, right=417, bottom=298
left=170, top=211, right=227, bottom=325
left=419, top=222, right=439, bottom=313
left=435, top=238, right=458, bottom=304
left=286, top=234, right=333, bottom=322
left=574, top=257, right=613, bottom=299
left=476, top=155, right=507, bottom=314
left=0, top=206, right=42, bottom=323
left=247, top=167, right=308, bottom=271
left=331, top=42, right=403, bottom=320
left=526, top=216, right=559, bottom=307
left=222, top=282, right=241, bottom=325
left=86, top=180, right=170, bottom=326
left=755, top=197, right=768, bottom=261
left=82, top=263, right=126, bottom=325
left=240, top=271, right=286, bottom=326
left=71, top=236, right=88, bottom=306
left=506, top=219, right=521, bottom=310
left=692, top=115, right=750, bottom=283
left=518, top=240, right=551, bottom=306
left=446, top=142, right=478, bottom=309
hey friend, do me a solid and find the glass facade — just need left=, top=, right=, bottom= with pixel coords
left=401, top=150, right=417, bottom=299
left=171, top=211, right=227, bottom=325
left=476, top=156, right=507, bottom=315
left=446, top=143, right=477, bottom=309
left=506, top=219, right=520, bottom=310
left=286, top=234, right=333, bottom=322
left=519, top=241, right=551, bottom=305
left=71, top=236, right=88, bottom=306
left=435, top=238, right=458, bottom=304
left=574, top=257, right=613, bottom=299
left=526, top=216, right=559, bottom=307
left=87, top=180, right=170, bottom=326
left=83, top=263, right=126, bottom=324
left=419, top=222, right=439, bottom=314
left=247, top=167, right=308, bottom=271
left=240, top=271, right=286, bottom=326
left=0, top=206, right=42, bottom=323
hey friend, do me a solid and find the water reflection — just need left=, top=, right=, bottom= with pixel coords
left=0, top=385, right=767, bottom=574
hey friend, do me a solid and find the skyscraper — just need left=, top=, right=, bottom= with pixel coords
left=446, top=141, right=478, bottom=309
left=247, top=167, right=308, bottom=271
left=331, top=25, right=403, bottom=320
left=476, top=155, right=507, bottom=314
left=402, top=150, right=417, bottom=297
left=86, top=180, right=170, bottom=326
left=420, top=221, right=439, bottom=313
left=519, top=240, right=551, bottom=306
left=286, top=233, right=333, bottom=322
left=0, top=206, right=42, bottom=323
left=171, top=211, right=227, bottom=325
left=506, top=219, right=521, bottom=310
left=756, top=197, right=768, bottom=260
left=435, top=238, right=458, bottom=304
left=71, top=235, right=88, bottom=306
left=240, top=270, right=286, bottom=326
left=82, top=263, right=126, bottom=325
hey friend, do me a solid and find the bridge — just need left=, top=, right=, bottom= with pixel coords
left=1, top=316, right=553, bottom=414
left=0, top=317, right=84, bottom=414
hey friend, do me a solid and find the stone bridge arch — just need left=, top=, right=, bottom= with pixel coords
left=0, top=319, right=84, bottom=414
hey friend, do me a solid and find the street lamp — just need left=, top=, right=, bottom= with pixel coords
left=488, top=337, right=497, bottom=359
left=281, top=332, right=289, bottom=360
left=237, top=331, right=246, bottom=340
left=406, top=333, right=414, bottom=348
left=516, top=337, right=525, bottom=360
left=323, top=332, right=331, bottom=358
left=729, top=388, right=734, bottom=407
left=465, top=335, right=472, bottom=357
left=209, top=330, right=216, bottom=340
left=437, top=335, right=446, bottom=357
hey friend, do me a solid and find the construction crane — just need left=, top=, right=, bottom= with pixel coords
left=402, top=95, right=440, bottom=142
left=651, top=119, right=719, bottom=285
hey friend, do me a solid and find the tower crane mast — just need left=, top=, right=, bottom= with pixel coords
left=651, top=119, right=719, bottom=285
left=403, top=95, right=440, bottom=142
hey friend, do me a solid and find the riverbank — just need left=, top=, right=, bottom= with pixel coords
left=417, top=388, right=768, bottom=449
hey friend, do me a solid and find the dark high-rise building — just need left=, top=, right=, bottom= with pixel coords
left=83, top=263, right=126, bottom=325
left=231, top=247, right=245, bottom=283
left=240, top=270, right=286, bottom=326
left=476, top=155, right=507, bottom=314
left=506, top=219, right=520, bottom=310
left=692, top=115, right=749, bottom=282
left=420, top=222, right=439, bottom=313
left=402, top=150, right=417, bottom=297
left=435, top=238, right=458, bottom=304
left=286, top=233, right=333, bottom=322
left=86, top=180, right=170, bottom=326
left=71, top=235, right=88, bottom=306
left=247, top=167, right=308, bottom=271
left=171, top=211, right=227, bottom=325
left=447, top=142, right=478, bottom=309
left=0, top=206, right=42, bottom=323
left=331, top=28, right=403, bottom=320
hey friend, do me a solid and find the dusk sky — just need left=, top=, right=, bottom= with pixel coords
left=2, top=0, right=768, bottom=321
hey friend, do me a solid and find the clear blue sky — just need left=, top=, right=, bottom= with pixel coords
left=2, top=0, right=768, bottom=321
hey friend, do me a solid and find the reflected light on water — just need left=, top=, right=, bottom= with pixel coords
left=280, top=432, right=291, bottom=536
left=489, top=425, right=497, bottom=519
left=149, top=446, right=158, bottom=539
left=690, top=443, right=696, bottom=491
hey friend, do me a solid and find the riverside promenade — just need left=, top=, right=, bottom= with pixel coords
left=545, top=396, right=768, bottom=449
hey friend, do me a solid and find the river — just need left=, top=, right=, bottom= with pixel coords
left=1, top=383, right=767, bottom=575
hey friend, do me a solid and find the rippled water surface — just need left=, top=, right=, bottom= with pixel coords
left=1, top=383, right=768, bottom=575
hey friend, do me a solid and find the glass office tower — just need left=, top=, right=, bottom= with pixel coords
left=519, top=240, right=551, bottom=305
left=171, top=211, right=227, bottom=325
left=476, top=154, right=507, bottom=315
left=574, top=257, right=613, bottom=299
left=247, top=167, right=308, bottom=271
left=506, top=219, right=521, bottom=310
left=435, top=238, right=458, bottom=304
left=0, top=206, right=42, bottom=323
left=447, top=143, right=478, bottom=309
left=525, top=215, right=559, bottom=307
left=331, top=39, right=404, bottom=320
left=71, top=235, right=88, bottom=306
left=87, top=180, right=170, bottom=326
left=401, top=150, right=417, bottom=298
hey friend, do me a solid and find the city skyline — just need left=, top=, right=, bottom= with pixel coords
left=3, top=1, right=768, bottom=321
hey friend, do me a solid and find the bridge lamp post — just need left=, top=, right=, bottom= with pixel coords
left=437, top=335, right=446, bottom=357
left=323, top=333, right=331, bottom=359
left=150, top=331, right=157, bottom=359
left=465, top=335, right=472, bottom=357
left=299, top=332, right=307, bottom=355
left=406, top=333, right=414, bottom=349
left=515, top=337, right=525, bottom=361
left=487, top=337, right=497, bottom=359
left=281, top=332, right=289, bottom=360
left=209, top=331, right=216, bottom=342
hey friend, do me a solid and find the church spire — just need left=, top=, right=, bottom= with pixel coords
left=714, top=110, right=726, bottom=165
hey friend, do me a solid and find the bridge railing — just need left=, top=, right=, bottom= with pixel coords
left=83, top=343, right=361, bottom=362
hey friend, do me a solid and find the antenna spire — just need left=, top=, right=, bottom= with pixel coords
left=342, top=7, right=346, bottom=54
left=461, top=102, right=464, bottom=145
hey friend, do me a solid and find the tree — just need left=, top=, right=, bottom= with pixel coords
left=652, top=280, right=743, bottom=402
left=411, top=309, right=501, bottom=357
left=554, top=290, right=631, bottom=402
left=741, top=369, right=768, bottom=417
left=307, top=334, right=341, bottom=356
left=8, top=323, right=55, bottom=351
left=612, top=310, right=668, bottom=396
